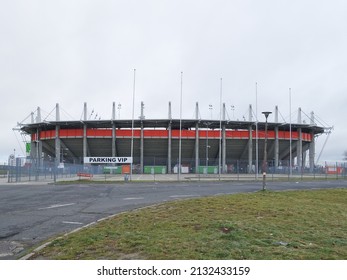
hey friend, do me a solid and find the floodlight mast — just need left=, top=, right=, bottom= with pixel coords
left=178, top=72, right=183, bottom=181
left=130, top=69, right=136, bottom=181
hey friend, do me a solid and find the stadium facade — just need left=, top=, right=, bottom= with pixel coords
left=19, top=102, right=325, bottom=174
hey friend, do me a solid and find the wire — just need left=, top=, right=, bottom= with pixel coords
left=12, top=129, right=25, bottom=156
left=277, top=109, right=287, bottom=123
left=42, top=106, right=56, bottom=121
left=60, top=106, right=77, bottom=121
left=18, top=111, right=35, bottom=125
left=314, top=114, right=331, bottom=128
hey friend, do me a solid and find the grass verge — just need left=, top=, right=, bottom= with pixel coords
left=30, top=188, right=347, bottom=260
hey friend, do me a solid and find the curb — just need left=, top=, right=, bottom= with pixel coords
left=19, top=203, right=162, bottom=260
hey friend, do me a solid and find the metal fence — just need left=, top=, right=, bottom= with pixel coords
left=3, top=158, right=347, bottom=183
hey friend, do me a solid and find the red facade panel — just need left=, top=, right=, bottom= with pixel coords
left=60, top=129, right=84, bottom=138
left=279, top=131, right=298, bottom=140
left=30, top=128, right=313, bottom=142
left=172, top=130, right=196, bottom=138
left=225, top=130, right=249, bottom=139
left=116, top=129, right=141, bottom=137
left=39, top=130, right=55, bottom=140
left=302, top=133, right=312, bottom=141
left=144, top=130, right=169, bottom=138
left=87, top=129, right=112, bottom=138
left=199, top=130, right=221, bottom=138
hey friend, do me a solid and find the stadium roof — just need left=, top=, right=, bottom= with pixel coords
left=20, top=119, right=325, bottom=135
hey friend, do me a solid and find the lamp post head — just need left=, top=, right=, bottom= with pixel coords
left=262, top=111, right=272, bottom=120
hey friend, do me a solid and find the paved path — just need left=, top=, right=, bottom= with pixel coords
left=0, top=178, right=346, bottom=259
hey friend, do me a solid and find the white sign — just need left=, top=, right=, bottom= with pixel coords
left=8, top=154, right=15, bottom=166
left=84, top=157, right=132, bottom=164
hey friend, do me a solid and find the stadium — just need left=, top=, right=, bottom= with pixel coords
left=18, top=102, right=326, bottom=175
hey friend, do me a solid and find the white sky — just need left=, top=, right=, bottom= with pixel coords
left=1, top=0, right=346, bottom=164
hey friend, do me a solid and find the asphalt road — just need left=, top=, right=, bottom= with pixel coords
left=1, top=179, right=346, bottom=259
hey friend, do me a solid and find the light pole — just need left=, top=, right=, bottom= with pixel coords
left=262, top=111, right=272, bottom=191
left=130, top=69, right=136, bottom=181
left=117, top=103, right=122, bottom=119
left=209, top=104, right=213, bottom=119
left=231, top=105, right=235, bottom=120
left=206, top=126, right=209, bottom=172
left=178, top=72, right=183, bottom=181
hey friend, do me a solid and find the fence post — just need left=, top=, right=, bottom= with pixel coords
left=53, top=165, right=56, bottom=183
left=325, top=162, right=328, bottom=180
left=237, top=160, right=239, bottom=181
left=301, top=164, right=303, bottom=181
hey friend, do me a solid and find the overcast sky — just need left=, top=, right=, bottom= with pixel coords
left=1, top=0, right=346, bottom=164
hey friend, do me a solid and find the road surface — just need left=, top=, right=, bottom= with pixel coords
left=0, top=179, right=346, bottom=259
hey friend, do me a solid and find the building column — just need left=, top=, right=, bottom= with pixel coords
left=140, top=123, right=144, bottom=174
left=222, top=103, right=226, bottom=173
left=55, top=125, right=60, bottom=167
left=195, top=102, right=199, bottom=174
left=36, top=107, right=42, bottom=170
left=112, top=102, right=116, bottom=158
left=274, top=106, right=279, bottom=169
left=302, top=150, right=307, bottom=168
left=248, top=125, right=253, bottom=173
left=168, top=123, right=172, bottom=174
left=297, top=108, right=303, bottom=169
left=167, top=102, right=172, bottom=174
left=274, top=126, right=279, bottom=168
left=37, top=129, right=42, bottom=178
left=248, top=105, right=253, bottom=173
left=55, top=103, right=61, bottom=167
left=83, top=102, right=88, bottom=163
left=297, top=128, right=303, bottom=169
left=30, top=112, right=36, bottom=166
left=112, top=123, right=116, bottom=157
left=309, top=111, right=315, bottom=172
left=309, top=131, right=315, bottom=172
left=140, top=101, right=144, bottom=174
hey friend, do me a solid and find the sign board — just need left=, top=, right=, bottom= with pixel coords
left=8, top=154, right=15, bottom=166
left=84, top=157, right=133, bottom=164
left=26, top=143, right=31, bottom=154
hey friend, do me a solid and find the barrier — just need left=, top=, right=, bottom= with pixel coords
left=77, top=172, right=93, bottom=179
left=4, top=159, right=347, bottom=183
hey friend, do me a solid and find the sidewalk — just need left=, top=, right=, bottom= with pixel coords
left=2, top=173, right=259, bottom=184
left=1, top=172, right=335, bottom=185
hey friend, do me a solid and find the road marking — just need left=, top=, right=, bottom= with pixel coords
left=38, top=203, right=75, bottom=210
left=123, top=197, right=144, bottom=200
left=62, top=221, right=83, bottom=225
left=170, top=195, right=196, bottom=198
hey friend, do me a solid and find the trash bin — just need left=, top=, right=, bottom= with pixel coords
left=124, top=174, right=129, bottom=182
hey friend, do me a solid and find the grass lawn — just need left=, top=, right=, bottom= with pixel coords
left=30, top=188, right=347, bottom=260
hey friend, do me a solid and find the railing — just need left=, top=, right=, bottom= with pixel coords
left=3, top=159, right=347, bottom=183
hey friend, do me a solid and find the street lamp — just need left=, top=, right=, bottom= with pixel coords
left=117, top=103, right=122, bottom=119
left=262, top=111, right=272, bottom=191
left=209, top=104, right=213, bottom=119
